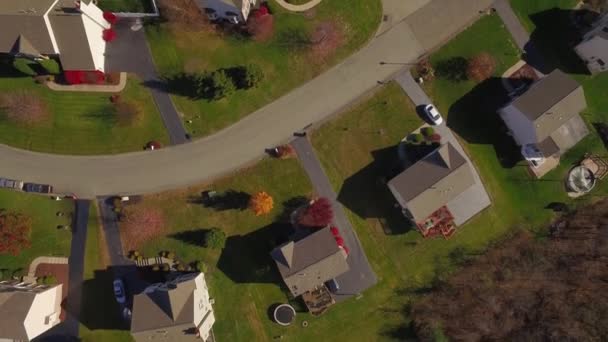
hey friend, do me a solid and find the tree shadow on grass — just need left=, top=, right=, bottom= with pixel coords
left=337, top=145, right=414, bottom=235
left=527, top=8, right=590, bottom=75
left=447, top=77, right=522, bottom=168
left=188, top=190, right=251, bottom=211
left=217, top=222, right=293, bottom=284
left=170, top=228, right=213, bottom=247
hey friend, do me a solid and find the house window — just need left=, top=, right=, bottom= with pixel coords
left=225, top=11, right=239, bottom=24
left=204, top=8, right=218, bottom=20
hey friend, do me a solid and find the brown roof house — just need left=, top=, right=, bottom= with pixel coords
left=130, top=273, right=215, bottom=342
left=388, top=142, right=476, bottom=238
left=498, top=70, right=589, bottom=178
left=197, top=0, right=257, bottom=23
left=575, top=12, right=608, bottom=74
left=0, top=280, right=63, bottom=341
left=0, top=0, right=111, bottom=73
left=271, top=227, right=349, bottom=297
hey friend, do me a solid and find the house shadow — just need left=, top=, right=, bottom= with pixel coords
left=217, top=222, right=293, bottom=284
left=527, top=8, right=591, bottom=75
left=337, top=145, right=414, bottom=235
left=446, top=77, right=522, bottom=168
left=79, top=269, right=130, bottom=331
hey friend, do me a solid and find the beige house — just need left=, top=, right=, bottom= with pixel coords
left=0, top=280, right=63, bottom=342
left=575, top=12, right=608, bottom=74
left=0, top=0, right=111, bottom=74
left=271, top=227, right=349, bottom=298
left=131, top=273, right=215, bottom=342
left=498, top=70, right=589, bottom=178
left=388, top=142, right=476, bottom=238
left=197, top=0, right=257, bottom=24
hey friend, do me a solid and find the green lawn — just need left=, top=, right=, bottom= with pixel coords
left=97, top=0, right=152, bottom=12
left=308, top=12, right=608, bottom=339
left=145, top=0, right=381, bottom=138
left=80, top=202, right=134, bottom=342
left=0, top=70, right=169, bottom=155
left=0, top=190, right=73, bottom=279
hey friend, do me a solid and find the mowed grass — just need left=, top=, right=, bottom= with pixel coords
left=0, top=72, right=169, bottom=155
left=132, top=159, right=317, bottom=341
left=0, top=190, right=73, bottom=279
left=97, top=0, right=152, bottom=12
left=80, top=202, right=133, bottom=342
left=309, top=14, right=608, bottom=339
left=145, top=0, right=381, bottom=138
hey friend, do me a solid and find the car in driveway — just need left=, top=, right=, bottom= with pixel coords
left=23, top=182, right=53, bottom=194
left=0, top=178, right=24, bottom=191
left=423, top=104, right=444, bottom=125
left=113, top=279, right=126, bottom=304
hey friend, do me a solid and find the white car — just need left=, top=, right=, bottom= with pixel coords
left=423, top=104, right=444, bottom=125
left=113, top=279, right=126, bottom=304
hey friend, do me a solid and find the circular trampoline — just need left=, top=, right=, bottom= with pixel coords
left=567, top=166, right=596, bottom=194
left=273, top=304, right=296, bottom=326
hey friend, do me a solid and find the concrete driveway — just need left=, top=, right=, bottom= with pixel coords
left=1, top=0, right=495, bottom=198
left=105, top=19, right=188, bottom=145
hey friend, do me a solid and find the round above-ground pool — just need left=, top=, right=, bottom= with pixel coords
left=567, top=166, right=596, bottom=194
left=273, top=304, right=296, bottom=326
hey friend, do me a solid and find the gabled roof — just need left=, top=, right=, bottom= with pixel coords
left=388, top=143, right=476, bottom=222
left=131, top=276, right=199, bottom=333
left=271, top=228, right=349, bottom=297
left=49, top=14, right=96, bottom=70
left=11, top=35, right=41, bottom=56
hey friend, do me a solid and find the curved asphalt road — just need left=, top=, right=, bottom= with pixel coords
left=0, top=0, right=493, bottom=198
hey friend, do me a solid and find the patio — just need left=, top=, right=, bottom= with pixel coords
left=302, top=285, right=335, bottom=316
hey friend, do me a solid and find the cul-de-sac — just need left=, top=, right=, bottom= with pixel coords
left=1, top=0, right=608, bottom=341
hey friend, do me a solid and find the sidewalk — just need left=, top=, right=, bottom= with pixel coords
left=291, top=137, right=377, bottom=301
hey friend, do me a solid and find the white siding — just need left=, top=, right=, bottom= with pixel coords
left=498, top=104, right=537, bottom=146
left=43, top=0, right=61, bottom=53
left=192, top=273, right=215, bottom=340
left=80, top=15, right=107, bottom=72
left=23, top=285, right=62, bottom=340
left=575, top=36, right=608, bottom=73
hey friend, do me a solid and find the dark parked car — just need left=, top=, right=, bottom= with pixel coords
left=23, top=183, right=53, bottom=194
left=0, top=178, right=24, bottom=191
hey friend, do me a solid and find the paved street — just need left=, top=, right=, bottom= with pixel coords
left=291, top=137, right=377, bottom=301
left=1, top=0, right=495, bottom=198
left=396, top=71, right=491, bottom=225
left=106, top=20, right=188, bottom=145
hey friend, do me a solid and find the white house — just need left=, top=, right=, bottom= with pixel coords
left=0, top=0, right=111, bottom=75
left=575, top=12, right=608, bottom=74
left=197, top=0, right=257, bottom=24
left=0, top=280, right=63, bottom=342
left=498, top=70, right=589, bottom=178
left=130, top=273, right=216, bottom=342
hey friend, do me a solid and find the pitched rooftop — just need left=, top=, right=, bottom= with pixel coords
left=388, top=143, right=476, bottom=222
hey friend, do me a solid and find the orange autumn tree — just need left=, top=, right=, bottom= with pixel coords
left=249, top=192, right=274, bottom=216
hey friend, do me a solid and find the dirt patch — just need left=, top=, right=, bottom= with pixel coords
left=120, top=206, right=166, bottom=252
left=309, top=21, right=345, bottom=65
left=35, top=263, right=69, bottom=321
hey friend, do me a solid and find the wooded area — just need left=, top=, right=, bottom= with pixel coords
left=412, top=200, right=608, bottom=341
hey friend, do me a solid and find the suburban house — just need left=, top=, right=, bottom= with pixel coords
left=498, top=70, right=589, bottom=178
left=575, top=12, right=608, bottom=74
left=271, top=227, right=349, bottom=314
left=388, top=142, right=476, bottom=238
left=130, top=273, right=216, bottom=342
left=198, top=0, right=257, bottom=24
left=0, top=280, right=63, bottom=342
left=0, top=0, right=113, bottom=83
